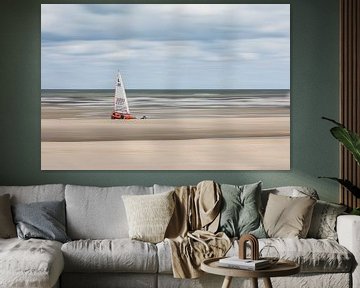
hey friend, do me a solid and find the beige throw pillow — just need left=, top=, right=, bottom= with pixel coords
left=122, top=191, right=175, bottom=243
left=0, top=194, right=16, bottom=238
left=263, top=193, right=316, bottom=238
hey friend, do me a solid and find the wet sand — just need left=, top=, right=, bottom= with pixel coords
left=41, top=116, right=290, bottom=170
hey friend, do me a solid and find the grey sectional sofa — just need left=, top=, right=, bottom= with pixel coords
left=0, top=184, right=359, bottom=288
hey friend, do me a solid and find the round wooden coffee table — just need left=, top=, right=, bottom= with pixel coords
left=201, top=257, right=300, bottom=288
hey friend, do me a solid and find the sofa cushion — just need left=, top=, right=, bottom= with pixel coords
left=0, top=184, right=65, bottom=204
left=0, top=238, right=64, bottom=288
left=12, top=200, right=70, bottom=243
left=260, top=238, right=353, bottom=273
left=65, top=185, right=153, bottom=239
left=153, top=184, right=175, bottom=194
left=122, top=191, right=175, bottom=243
left=307, top=200, right=347, bottom=240
left=61, top=239, right=158, bottom=273
left=156, top=240, right=173, bottom=274
left=235, top=238, right=353, bottom=273
left=61, top=273, right=157, bottom=288
left=261, top=186, right=319, bottom=212
left=218, top=182, right=266, bottom=238
left=263, top=194, right=316, bottom=238
left=158, top=237, right=353, bottom=274
left=0, top=194, right=16, bottom=238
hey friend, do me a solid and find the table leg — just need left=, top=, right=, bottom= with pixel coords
left=221, top=276, right=233, bottom=288
left=263, top=277, right=273, bottom=288
left=251, top=278, right=258, bottom=288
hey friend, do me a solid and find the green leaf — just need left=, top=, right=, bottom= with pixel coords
left=318, top=177, right=360, bottom=198
left=322, top=117, right=360, bottom=165
left=351, top=208, right=360, bottom=215
left=330, top=127, right=360, bottom=165
left=322, top=116, right=344, bottom=127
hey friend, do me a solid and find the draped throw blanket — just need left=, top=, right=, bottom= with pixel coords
left=165, top=181, right=231, bottom=278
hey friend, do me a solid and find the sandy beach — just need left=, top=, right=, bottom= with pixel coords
left=41, top=116, right=290, bottom=170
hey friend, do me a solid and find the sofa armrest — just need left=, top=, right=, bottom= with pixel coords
left=337, top=215, right=360, bottom=288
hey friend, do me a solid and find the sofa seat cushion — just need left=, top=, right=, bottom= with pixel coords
left=261, top=238, right=353, bottom=272
left=157, top=238, right=353, bottom=274
left=232, top=238, right=353, bottom=273
left=0, top=238, right=64, bottom=288
left=62, top=239, right=158, bottom=273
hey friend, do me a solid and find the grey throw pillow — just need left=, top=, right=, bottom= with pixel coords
left=218, top=182, right=266, bottom=238
left=0, top=194, right=16, bottom=238
left=307, top=200, right=347, bottom=240
left=12, top=200, right=70, bottom=243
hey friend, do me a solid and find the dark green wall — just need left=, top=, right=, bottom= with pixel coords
left=0, top=0, right=340, bottom=202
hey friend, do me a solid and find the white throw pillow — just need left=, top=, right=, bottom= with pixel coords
left=122, top=191, right=175, bottom=243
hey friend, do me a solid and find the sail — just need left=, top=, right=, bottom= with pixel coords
left=114, top=72, right=130, bottom=114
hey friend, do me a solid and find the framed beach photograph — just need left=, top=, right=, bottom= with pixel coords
left=41, top=4, right=290, bottom=170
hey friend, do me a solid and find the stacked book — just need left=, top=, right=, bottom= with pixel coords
left=218, top=257, right=271, bottom=270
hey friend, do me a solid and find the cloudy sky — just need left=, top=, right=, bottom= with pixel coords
left=41, top=4, right=290, bottom=89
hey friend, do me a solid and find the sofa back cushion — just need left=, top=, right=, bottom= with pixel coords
left=0, top=194, right=17, bottom=238
left=65, top=185, right=153, bottom=239
left=0, top=184, right=65, bottom=204
left=153, top=184, right=175, bottom=194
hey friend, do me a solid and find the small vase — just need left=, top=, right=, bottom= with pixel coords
left=259, top=245, right=280, bottom=264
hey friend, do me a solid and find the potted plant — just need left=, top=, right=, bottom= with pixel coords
left=320, top=117, right=360, bottom=215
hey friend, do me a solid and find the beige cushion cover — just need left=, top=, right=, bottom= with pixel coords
left=122, top=191, right=175, bottom=243
left=0, top=194, right=16, bottom=238
left=263, top=193, right=316, bottom=238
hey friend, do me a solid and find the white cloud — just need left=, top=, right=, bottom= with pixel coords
left=41, top=4, right=290, bottom=89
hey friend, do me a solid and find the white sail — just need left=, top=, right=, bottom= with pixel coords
left=114, top=72, right=130, bottom=114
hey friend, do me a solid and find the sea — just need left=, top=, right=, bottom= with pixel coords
left=41, top=89, right=290, bottom=119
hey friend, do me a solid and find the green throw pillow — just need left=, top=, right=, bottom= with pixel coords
left=218, top=182, right=266, bottom=238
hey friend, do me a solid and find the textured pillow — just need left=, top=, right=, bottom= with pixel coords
left=0, top=194, right=16, bottom=238
left=307, top=200, right=347, bottom=240
left=218, top=182, right=266, bottom=238
left=122, top=191, right=175, bottom=243
left=263, top=193, right=316, bottom=238
left=12, top=200, right=70, bottom=243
